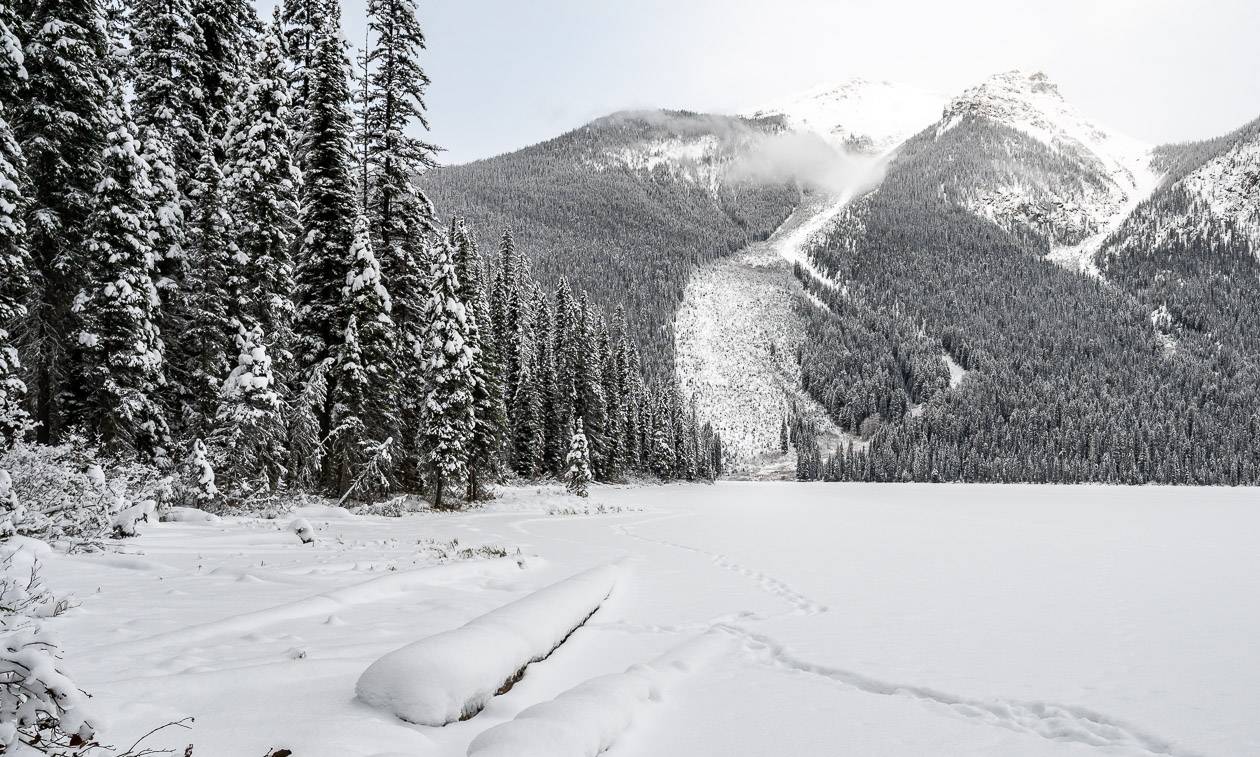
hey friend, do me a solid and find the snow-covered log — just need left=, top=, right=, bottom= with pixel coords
left=356, top=564, right=620, bottom=726
left=467, top=632, right=731, bottom=757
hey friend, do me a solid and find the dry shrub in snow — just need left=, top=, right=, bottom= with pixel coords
left=0, top=540, right=98, bottom=755
left=0, top=440, right=169, bottom=546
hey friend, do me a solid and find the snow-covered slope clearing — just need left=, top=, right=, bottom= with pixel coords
left=356, top=564, right=619, bottom=726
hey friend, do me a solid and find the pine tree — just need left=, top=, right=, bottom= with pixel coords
left=186, top=437, right=218, bottom=505
left=361, top=0, right=439, bottom=257
left=452, top=221, right=504, bottom=501
left=329, top=212, right=397, bottom=497
left=419, top=235, right=474, bottom=509
left=509, top=320, right=545, bottom=478
left=15, top=0, right=111, bottom=442
left=0, top=5, right=30, bottom=449
left=192, top=0, right=258, bottom=144
left=222, top=11, right=300, bottom=337
left=71, top=88, right=171, bottom=462
left=173, top=144, right=232, bottom=437
left=281, top=0, right=325, bottom=137
left=211, top=320, right=286, bottom=500
left=564, top=418, right=592, bottom=498
left=132, top=0, right=207, bottom=198
left=293, top=8, right=358, bottom=454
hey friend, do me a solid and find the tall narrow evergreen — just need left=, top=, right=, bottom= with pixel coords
left=280, top=0, right=325, bottom=144
left=192, top=0, right=258, bottom=144
left=15, top=0, right=112, bottom=442
left=452, top=221, right=504, bottom=501
left=71, top=88, right=170, bottom=462
left=173, top=144, right=232, bottom=437
left=329, top=212, right=397, bottom=496
left=211, top=321, right=286, bottom=500
left=419, top=236, right=474, bottom=509
left=362, top=0, right=439, bottom=252
left=223, top=12, right=300, bottom=337
left=294, top=8, right=358, bottom=449
left=132, top=0, right=206, bottom=197
left=0, top=5, right=30, bottom=448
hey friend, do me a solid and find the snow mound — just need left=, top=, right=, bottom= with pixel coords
left=467, top=632, right=730, bottom=757
left=355, top=564, right=620, bottom=726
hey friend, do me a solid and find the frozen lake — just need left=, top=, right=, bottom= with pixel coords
left=43, top=482, right=1260, bottom=756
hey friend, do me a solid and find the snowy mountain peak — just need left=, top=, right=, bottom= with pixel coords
left=747, top=77, right=947, bottom=153
left=939, top=70, right=1148, bottom=174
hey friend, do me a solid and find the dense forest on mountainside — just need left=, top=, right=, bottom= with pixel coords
left=793, top=115, right=1260, bottom=484
left=1100, top=116, right=1260, bottom=364
left=421, top=111, right=801, bottom=376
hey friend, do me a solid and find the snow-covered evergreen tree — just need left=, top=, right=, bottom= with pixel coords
left=222, top=11, right=300, bottom=337
left=509, top=324, right=545, bottom=478
left=293, top=9, right=358, bottom=423
left=132, top=0, right=207, bottom=198
left=14, top=0, right=111, bottom=442
left=186, top=437, right=218, bottom=504
left=329, top=212, right=397, bottom=497
left=419, top=235, right=474, bottom=509
left=192, top=0, right=258, bottom=143
left=281, top=0, right=326, bottom=134
left=71, top=88, right=170, bottom=463
left=451, top=221, right=503, bottom=501
left=361, top=0, right=439, bottom=252
left=564, top=418, right=592, bottom=498
left=211, top=320, right=286, bottom=500
left=173, top=144, right=232, bottom=437
left=0, top=7, right=30, bottom=450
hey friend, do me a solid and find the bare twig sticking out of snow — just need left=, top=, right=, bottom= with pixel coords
left=355, top=564, right=620, bottom=726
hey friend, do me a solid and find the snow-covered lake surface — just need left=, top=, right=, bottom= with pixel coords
left=44, top=483, right=1260, bottom=756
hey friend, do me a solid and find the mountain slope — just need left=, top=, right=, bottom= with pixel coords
left=928, top=71, right=1158, bottom=273
left=791, top=72, right=1260, bottom=484
left=1099, top=115, right=1260, bottom=359
left=420, top=110, right=804, bottom=376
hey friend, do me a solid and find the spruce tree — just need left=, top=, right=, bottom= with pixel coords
left=211, top=321, right=286, bottom=500
left=15, top=0, right=111, bottom=441
left=361, top=0, right=439, bottom=259
left=222, top=11, right=300, bottom=337
left=192, top=0, right=258, bottom=144
left=132, top=0, right=207, bottom=198
left=564, top=418, right=592, bottom=497
left=293, top=8, right=358, bottom=452
left=419, top=235, right=474, bottom=509
left=452, top=221, right=504, bottom=501
left=0, top=5, right=30, bottom=448
left=329, top=212, right=397, bottom=497
left=173, top=145, right=232, bottom=437
left=72, top=88, right=171, bottom=462
left=509, top=321, right=545, bottom=478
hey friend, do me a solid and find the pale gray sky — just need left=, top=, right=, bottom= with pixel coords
left=261, top=0, right=1260, bottom=165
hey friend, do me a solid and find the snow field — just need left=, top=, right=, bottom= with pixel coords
left=32, top=483, right=1260, bottom=756
left=466, top=631, right=732, bottom=757
left=356, top=563, right=621, bottom=726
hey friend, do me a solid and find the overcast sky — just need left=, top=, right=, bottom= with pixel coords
left=263, top=0, right=1260, bottom=165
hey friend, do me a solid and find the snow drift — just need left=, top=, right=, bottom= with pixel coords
left=355, top=563, right=620, bottom=726
left=467, top=632, right=731, bottom=757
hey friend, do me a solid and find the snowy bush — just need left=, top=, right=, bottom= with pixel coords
left=0, top=440, right=169, bottom=546
left=0, top=540, right=98, bottom=755
left=289, top=518, right=315, bottom=545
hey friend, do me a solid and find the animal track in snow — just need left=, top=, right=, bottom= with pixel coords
left=720, top=625, right=1198, bottom=757
left=616, top=520, right=828, bottom=616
